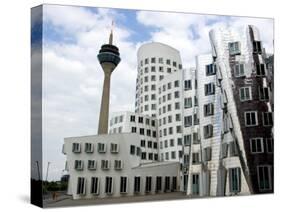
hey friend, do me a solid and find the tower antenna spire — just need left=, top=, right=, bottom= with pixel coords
left=109, top=20, right=114, bottom=45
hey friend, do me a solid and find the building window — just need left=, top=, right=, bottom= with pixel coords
left=164, top=176, right=170, bottom=191
left=134, top=176, right=141, bottom=193
left=229, top=168, right=241, bottom=193
left=153, top=142, right=158, bottom=149
left=74, top=160, right=84, bottom=170
left=204, top=83, right=215, bottom=95
left=192, top=153, right=200, bottom=164
left=77, top=177, right=86, bottom=195
left=166, top=59, right=171, bottom=65
left=259, top=87, right=269, bottom=101
left=204, top=103, right=214, bottom=116
left=151, top=57, right=156, bottom=63
left=141, top=139, right=146, bottom=147
left=206, top=64, right=216, bottom=76
left=176, top=126, right=182, bottom=133
left=184, top=135, right=191, bottom=146
left=175, top=102, right=180, bottom=109
left=131, top=127, right=137, bottom=133
left=72, top=143, right=81, bottom=153
left=229, top=41, right=241, bottom=55
left=184, top=116, right=192, bottom=127
left=194, top=113, right=199, bottom=125
left=153, top=131, right=157, bottom=138
left=250, top=138, right=264, bottom=153
left=101, top=160, right=110, bottom=170
left=183, top=154, right=189, bottom=165
left=98, top=143, right=106, bottom=153
left=159, top=58, right=163, bottom=64
left=263, top=112, right=273, bottom=126
left=140, top=128, right=145, bottom=135
left=144, top=58, right=149, bottom=64
left=88, top=160, right=97, bottom=170
left=130, top=116, right=136, bottom=122
left=91, top=177, right=99, bottom=195
left=110, top=143, right=119, bottom=153
left=114, top=160, right=123, bottom=170
left=165, top=152, right=169, bottom=160
left=193, top=133, right=199, bottom=144
left=167, top=67, right=171, bottom=73
left=229, top=141, right=238, bottom=157
left=192, top=174, right=200, bottom=195
left=173, top=61, right=177, bottom=67
left=184, top=80, right=192, bottom=90
left=184, top=97, right=192, bottom=108
left=203, top=124, right=213, bottom=138
left=148, top=153, right=153, bottom=160
left=156, top=176, right=162, bottom=192
left=171, top=151, right=176, bottom=159
left=256, top=63, right=266, bottom=76
left=174, top=80, right=179, bottom=87
left=266, top=138, right=273, bottom=153
left=105, top=176, right=113, bottom=194
left=240, top=87, right=252, bottom=101
left=204, top=147, right=212, bottom=161
left=145, top=176, right=152, bottom=192
left=147, top=141, right=152, bottom=148
left=253, top=41, right=262, bottom=54
left=245, top=111, right=258, bottom=126
left=257, top=165, right=272, bottom=191
left=120, top=176, right=128, bottom=193
left=174, top=91, right=180, bottom=98
left=234, top=64, right=245, bottom=77
left=137, top=147, right=141, bottom=156
left=85, top=143, right=93, bottom=153
left=130, top=145, right=136, bottom=155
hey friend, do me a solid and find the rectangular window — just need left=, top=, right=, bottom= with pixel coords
left=193, top=133, right=199, bottom=144
left=259, top=87, right=269, bottom=101
left=263, top=112, right=273, bottom=126
left=245, top=111, right=258, bottom=126
left=183, top=154, right=189, bottom=165
left=141, top=152, right=146, bottom=160
left=257, top=165, right=272, bottom=191
left=184, top=97, right=192, bottom=108
left=234, top=64, right=245, bottom=77
left=159, top=58, right=163, bottom=64
left=203, top=124, right=213, bottom=138
left=204, top=103, right=214, bottom=116
left=250, top=138, right=264, bottom=153
left=148, top=153, right=153, bottom=160
left=74, top=160, right=84, bottom=170
left=120, top=176, right=128, bottom=193
left=204, top=147, right=212, bottom=161
left=253, top=41, right=262, bottom=54
left=130, top=145, right=136, bottom=154
left=105, top=176, right=113, bottom=194
left=88, top=160, right=97, bottom=170
left=140, top=128, right=145, bottom=135
left=134, top=176, right=141, bottom=193
left=256, top=63, right=266, bottom=76
left=85, top=143, right=93, bottom=153
left=184, top=135, right=191, bottom=146
left=192, top=153, right=200, bottom=164
left=72, top=143, right=81, bottom=153
left=101, top=160, right=110, bottom=170
left=229, top=41, right=241, bottom=55
left=77, top=177, right=86, bottom=195
left=266, top=138, right=273, bottom=153
left=91, top=177, right=99, bottom=195
left=145, top=176, right=152, bottom=192
left=240, top=87, right=252, bottom=101
left=156, top=176, right=162, bottom=192
left=174, top=91, right=180, bottom=98
left=171, top=151, right=176, bottom=159
left=174, top=80, right=179, bottom=87
left=206, top=64, right=216, bottom=76
left=165, top=176, right=170, bottom=191
left=229, top=141, right=239, bottom=157
left=221, top=143, right=228, bottom=158
left=130, top=115, right=135, bottom=122
left=110, top=143, right=119, bottom=153
left=184, top=116, right=192, bottom=127
left=229, top=168, right=241, bottom=193
left=137, top=147, right=141, bottom=156
left=98, top=143, right=106, bottom=153
left=114, top=160, right=123, bottom=170
left=172, top=177, right=177, bottom=191
left=184, top=80, right=192, bottom=90
left=173, top=61, right=177, bottom=67
left=141, top=139, right=146, bottom=147
left=204, top=83, right=215, bottom=95
left=145, top=58, right=149, bottom=64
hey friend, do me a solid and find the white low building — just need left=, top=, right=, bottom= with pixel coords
left=63, top=133, right=180, bottom=199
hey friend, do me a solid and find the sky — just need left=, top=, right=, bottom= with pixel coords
left=31, top=4, right=274, bottom=181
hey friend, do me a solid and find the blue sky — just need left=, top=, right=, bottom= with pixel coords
left=31, top=4, right=273, bottom=181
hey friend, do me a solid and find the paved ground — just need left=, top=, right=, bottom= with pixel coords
left=44, top=192, right=195, bottom=208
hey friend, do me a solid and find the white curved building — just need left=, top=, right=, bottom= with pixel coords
left=135, top=42, right=183, bottom=117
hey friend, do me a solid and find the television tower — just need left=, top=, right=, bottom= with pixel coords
left=97, top=22, right=121, bottom=134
